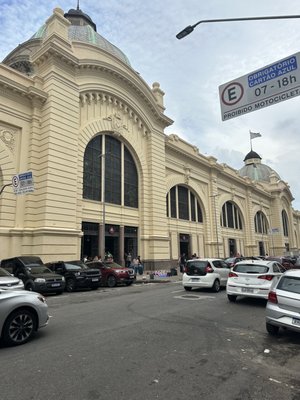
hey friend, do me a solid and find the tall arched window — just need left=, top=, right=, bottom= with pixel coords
left=166, top=185, right=203, bottom=222
left=83, top=134, right=138, bottom=208
left=282, top=210, right=289, bottom=237
left=254, top=211, right=268, bottom=234
left=221, top=201, right=243, bottom=230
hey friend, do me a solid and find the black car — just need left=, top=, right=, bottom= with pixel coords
left=0, top=256, right=65, bottom=294
left=45, top=261, right=101, bottom=292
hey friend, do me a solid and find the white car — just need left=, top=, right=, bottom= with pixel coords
left=266, top=269, right=300, bottom=335
left=0, top=267, right=24, bottom=290
left=182, top=258, right=230, bottom=292
left=0, top=290, right=49, bottom=346
left=226, top=259, right=285, bottom=302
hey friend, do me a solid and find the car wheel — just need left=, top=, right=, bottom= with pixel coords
left=66, top=279, right=76, bottom=292
left=266, top=322, right=280, bottom=335
left=227, top=294, right=237, bottom=302
left=3, top=308, right=37, bottom=346
left=212, top=279, right=220, bottom=292
left=107, top=275, right=117, bottom=288
left=184, top=286, right=192, bottom=291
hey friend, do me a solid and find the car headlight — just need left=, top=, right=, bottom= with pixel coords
left=37, top=295, right=47, bottom=304
left=61, top=277, right=65, bottom=281
left=35, top=278, right=46, bottom=283
left=74, top=272, right=81, bottom=276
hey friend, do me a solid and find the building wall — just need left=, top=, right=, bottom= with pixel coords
left=0, top=8, right=299, bottom=267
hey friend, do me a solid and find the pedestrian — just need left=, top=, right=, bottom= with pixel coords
left=180, top=253, right=187, bottom=273
left=132, top=257, right=139, bottom=278
left=126, top=252, right=132, bottom=268
left=137, top=256, right=144, bottom=275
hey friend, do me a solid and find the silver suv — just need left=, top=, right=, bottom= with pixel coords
left=182, top=258, right=230, bottom=292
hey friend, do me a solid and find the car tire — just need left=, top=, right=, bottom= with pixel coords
left=3, top=308, right=37, bottom=346
left=266, top=322, right=280, bottom=335
left=212, top=279, right=220, bottom=292
left=107, top=275, right=117, bottom=288
left=184, top=286, right=192, bottom=291
left=227, top=294, right=237, bottom=302
left=66, top=279, right=76, bottom=292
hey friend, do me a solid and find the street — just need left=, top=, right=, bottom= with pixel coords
left=1, top=281, right=300, bottom=400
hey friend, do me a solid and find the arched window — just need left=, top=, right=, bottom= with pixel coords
left=254, top=211, right=268, bottom=234
left=83, top=134, right=138, bottom=208
left=221, top=201, right=243, bottom=230
left=282, top=210, right=289, bottom=237
left=166, top=185, right=203, bottom=222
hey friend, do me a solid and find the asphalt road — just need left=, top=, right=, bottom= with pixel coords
left=1, top=281, right=300, bottom=400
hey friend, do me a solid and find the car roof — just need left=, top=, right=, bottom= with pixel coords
left=282, top=269, right=300, bottom=277
left=186, top=258, right=223, bottom=262
left=235, top=259, right=274, bottom=266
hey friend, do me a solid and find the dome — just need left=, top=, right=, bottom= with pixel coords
left=3, top=6, right=131, bottom=70
left=238, top=150, right=281, bottom=183
left=30, top=24, right=131, bottom=66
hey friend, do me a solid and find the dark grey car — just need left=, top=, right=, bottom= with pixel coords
left=1, top=256, right=65, bottom=294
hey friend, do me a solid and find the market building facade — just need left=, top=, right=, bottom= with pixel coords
left=0, top=6, right=299, bottom=269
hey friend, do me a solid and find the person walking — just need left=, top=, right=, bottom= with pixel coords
left=179, top=253, right=187, bottom=273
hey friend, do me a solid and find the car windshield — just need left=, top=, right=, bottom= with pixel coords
left=224, top=258, right=235, bottom=263
left=277, top=276, right=300, bottom=294
left=103, top=262, right=123, bottom=269
left=0, top=267, right=11, bottom=277
left=64, top=263, right=82, bottom=271
left=27, top=266, right=53, bottom=274
left=20, top=257, right=43, bottom=266
left=66, top=260, right=88, bottom=269
left=234, top=264, right=269, bottom=274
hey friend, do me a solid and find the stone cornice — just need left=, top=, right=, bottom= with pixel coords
left=0, top=65, right=47, bottom=105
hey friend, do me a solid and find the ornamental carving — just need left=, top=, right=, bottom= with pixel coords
left=0, top=127, right=16, bottom=153
left=103, top=113, right=129, bottom=135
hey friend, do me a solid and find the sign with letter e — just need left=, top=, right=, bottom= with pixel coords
left=12, top=171, right=34, bottom=195
left=219, top=52, right=300, bottom=121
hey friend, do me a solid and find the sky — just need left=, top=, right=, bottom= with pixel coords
left=1, top=0, right=300, bottom=208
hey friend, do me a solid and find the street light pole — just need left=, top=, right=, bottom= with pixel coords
left=176, top=15, right=300, bottom=39
left=210, top=194, right=220, bottom=258
left=99, top=153, right=107, bottom=259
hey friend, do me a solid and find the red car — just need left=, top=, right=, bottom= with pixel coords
left=86, top=260, right=135, bottom=287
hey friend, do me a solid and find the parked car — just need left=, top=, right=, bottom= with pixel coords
left=182, top=258, right=230, bottom=292
left=224, top=256, right=246, bottom=268
left=226, top=259, right=285, bottom=302
left=0, top=256, right=65, bottom=294
left=266, top=269, right=300, bottom=335
left=0, top=289, right=49, bottom=346
left=0, top=267, right=24, bottom=290
left=86, top=260, right=135, bottom=287
left=265, top=256, right=297, bottom=270
left=45, top=260, right=101, bottom=292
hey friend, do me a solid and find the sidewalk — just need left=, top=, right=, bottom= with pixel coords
left=134, top=271, right=181, bottom=284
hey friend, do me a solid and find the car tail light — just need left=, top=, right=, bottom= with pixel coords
left=229, top=272, right=238, bottom=278
left=268, top=291, right=278, bottom=304
left=258, top=275, right=274, bottom=281
left=183, top=266, right=188, bottom=273
left=204, top=265, right=213, bottom=273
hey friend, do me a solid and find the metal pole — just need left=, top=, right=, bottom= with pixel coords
left=176, top=15, right=300, bottom=39
left=210, top=194, right=220, bottom=258
left=102, top=154, right=106, bottom=259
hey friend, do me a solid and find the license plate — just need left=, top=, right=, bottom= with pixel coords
left=92, top=278, right=99, bottom=282
left=242, top=287, right=254, bottom=293
left=191, top=278, right=199, bottom=282
left=51, top=283, right=61, bottom=287
left=292, top=318, right=300, bottom=326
